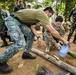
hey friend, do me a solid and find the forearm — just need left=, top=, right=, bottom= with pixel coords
left=31, top=25, right=39, bottom=37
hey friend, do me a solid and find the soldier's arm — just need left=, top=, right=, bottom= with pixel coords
left=31, top=25, right=41, bottom=45
left=45, top=24, right=69, bottom=46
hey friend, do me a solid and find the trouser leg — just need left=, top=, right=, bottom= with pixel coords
left=1, top=33, right=7, bottom=44
left=42, top=26, right=45, bottom=41
left=73, top=33, right=76, bottom=43
left=0, top=16, right=26, bottom=63
left=21, top=25, right=34, bottom=53
left=67, top=23, right=76, bottom=41
left=4, top=32, right=11, bottom=41
left=4, top=26, right=12, bottom=41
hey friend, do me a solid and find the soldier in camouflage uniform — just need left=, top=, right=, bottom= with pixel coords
left=0, top=7, right=69, bottom=74
left=0, top=4, right=11, bottom=47
left=67, top=8, right=76, bottom=44
left=44, top=16, right=65, bottom=53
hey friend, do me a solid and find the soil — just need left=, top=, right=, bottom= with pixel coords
left=0, top=31, right=76, bottom=75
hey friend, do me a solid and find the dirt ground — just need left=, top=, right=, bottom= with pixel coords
left=0, top=31, right=76, bottom=75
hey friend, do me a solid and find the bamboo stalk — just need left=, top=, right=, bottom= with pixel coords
left=31, top=48, right=76, bottom=75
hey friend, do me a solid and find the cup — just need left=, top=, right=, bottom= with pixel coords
left=58, top=44, right=70, bottom=57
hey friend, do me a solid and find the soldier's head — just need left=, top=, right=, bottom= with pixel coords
left=17, top=0, right=23, bottom=6
left=54, top=16, right=63, bottom=27
left=44, top=7, right=54, bottom=18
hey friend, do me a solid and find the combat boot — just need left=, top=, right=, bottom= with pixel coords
left=22, top=52, right=36, bottom=59
left=0, top=62, right=13, bottom=74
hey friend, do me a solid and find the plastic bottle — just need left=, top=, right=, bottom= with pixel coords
left=58, top=44, right=70, bottom=57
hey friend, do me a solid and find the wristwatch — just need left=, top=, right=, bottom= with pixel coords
left=37, top=36, right=41, bottom=39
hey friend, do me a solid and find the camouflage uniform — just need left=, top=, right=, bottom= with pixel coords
left=67, top=8, right=76, bottom=43
left=44, top=23, right=65, bottom=50
left=0, top=10, right=11, bottom=47
left=0, top=10, right=7, bottom=31
left=0, top=16, right=35, bottom=63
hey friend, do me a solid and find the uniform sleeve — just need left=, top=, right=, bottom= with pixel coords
left=2, top=10, right=7, bottom=20
left=35, top=10, right=50, bottom=26
left=44, top=31, right=56, bottom=46
left=50, top=34, right=57, bottom=46
left=59, top=25, right=65, bottom=37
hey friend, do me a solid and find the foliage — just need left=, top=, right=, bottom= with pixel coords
left=0, top=0, right=15, bottom=13
left=45, top=0, right=51, bottom=7
left=0, top=0, right=76, bottom=21
left=49, top=0, right=76, bottom=21
left=32, top=0, right=42, bottom=9
left=63, top=0, right=76, bottom=19
left=0, top=0, right=34, bottom=13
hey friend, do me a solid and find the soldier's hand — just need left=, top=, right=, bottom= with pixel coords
left=37, top=36, right=41, bottom=45
left=62, top=39, right=70, bottom=46
left=55, top=43, right=61, bottom=50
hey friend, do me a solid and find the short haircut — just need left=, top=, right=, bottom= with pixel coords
left=43, top=7, right=54, bottom=15
left=55, top=16, right=63, bottom=22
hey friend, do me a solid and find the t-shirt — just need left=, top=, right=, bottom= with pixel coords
left=14, top=9, right=50, bottom=26
left=13, top=5, right=25, bottom=12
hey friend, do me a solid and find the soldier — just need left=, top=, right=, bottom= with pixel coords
left=13, top=0, right=27, bottom=41
left=0, top=7, right=69, bottom=74
left=0, top=4, right=11, bottom=47
left=44, top=16, right=65, bottom=52
left=67, top=8, right=76, bottom=44
left=13, top=0, right=25, bottom=12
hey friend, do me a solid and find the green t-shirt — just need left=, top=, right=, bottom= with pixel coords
left=14, top=9, right=50, bottom=26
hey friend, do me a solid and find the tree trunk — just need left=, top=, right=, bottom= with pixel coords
left=31, top=48, right=76, bottom=75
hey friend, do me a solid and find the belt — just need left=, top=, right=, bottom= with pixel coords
left=10, top=14, right=23, bottom=24
left=10, top=14, right=32, bottom=27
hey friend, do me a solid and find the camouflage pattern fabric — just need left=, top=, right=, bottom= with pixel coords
left=0, top=16, right=34, bottom=63
left=0, top=10, right=7, bottom=31
left=68, top=8, right=76, bottom=41
left=44, top=23, right=65, bottom=47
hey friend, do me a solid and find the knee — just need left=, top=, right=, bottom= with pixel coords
left=15, top=40, right=26, bottom=49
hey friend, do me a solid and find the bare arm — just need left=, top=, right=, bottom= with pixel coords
left=31, top=25, right=41, bottom=45
left=45, top=24, right=69, bottom=46
left=31, top=25, right=39, bottom=37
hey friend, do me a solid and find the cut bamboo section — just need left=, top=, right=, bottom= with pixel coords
left=31, top=48, right=76, bottom=75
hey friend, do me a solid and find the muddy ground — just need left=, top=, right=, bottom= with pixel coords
left=0, top=31, right=76, bottom=75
